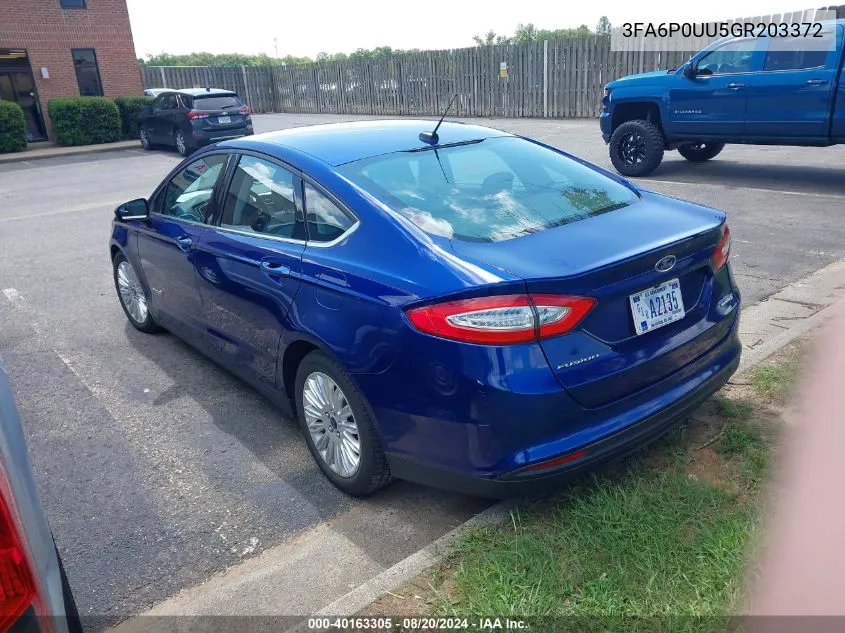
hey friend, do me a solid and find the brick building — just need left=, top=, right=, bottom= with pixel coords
left=0, top=0, right=142, bottom=141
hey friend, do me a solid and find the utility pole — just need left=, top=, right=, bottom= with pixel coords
left=273, top=38, right=278, bottom=59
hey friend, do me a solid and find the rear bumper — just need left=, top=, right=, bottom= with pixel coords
left=191, top=126, right=253, bottom=145
left=384, top=315, right=741, bottom=497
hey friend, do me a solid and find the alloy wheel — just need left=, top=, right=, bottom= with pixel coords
left=175, top=131, right=186, bottom=155
left=140, top=128, right=149, bottom=149
left=620, top=132, right=646, bottom=167
left=302, top=372, right=361, bottom=478
left=116, top=260, right=148, bottom=324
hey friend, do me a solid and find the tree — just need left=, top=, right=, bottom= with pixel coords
left=141, top=19, right=604, bottom=68
left=141, top=51, right=311, bottom=67
left=473, top=30, right=509, bottom=46
left=349, top=46, right=395, bottom=61
left=536, top=25, right=592, bottom=40
left=316, top=51, right=347, bottom=62
left=473, top=22, right=593, bottom=47
left=512, top=23, right=540, bottom=44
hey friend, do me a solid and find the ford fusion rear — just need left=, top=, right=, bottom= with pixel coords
left=109, top=120, right=741, bottom=496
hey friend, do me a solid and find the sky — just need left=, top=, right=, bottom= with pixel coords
left=127, top=0, right=819, bottom=60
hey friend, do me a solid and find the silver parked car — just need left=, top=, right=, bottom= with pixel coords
left=0, top=358, right=80, bottom=632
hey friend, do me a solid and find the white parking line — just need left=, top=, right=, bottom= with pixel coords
left=636, top=178, right=845, bottom=200
left=0, top=199, right=126, bottom=223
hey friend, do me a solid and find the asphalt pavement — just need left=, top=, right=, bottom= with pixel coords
left=0, top=114, right=843, bottom=622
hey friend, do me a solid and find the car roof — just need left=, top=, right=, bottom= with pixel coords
left=174, top=88, right=238, bottom=97
left=223, top=119, right=514, bottom=166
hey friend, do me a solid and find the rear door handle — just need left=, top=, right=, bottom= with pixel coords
left=260, top=260, right=291, bottom=277
left=805, top=79, right=829, bottom=86
left=726, top=82, right=746, bottom=89
left=175, top=235, right=193, bottom=251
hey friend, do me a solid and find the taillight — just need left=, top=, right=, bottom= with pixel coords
left=711, top=224, right=732, bottom=270
left=532, top=295, right=597, bottom=339
left=406, top=294, right=596, bottom=345
left=186, top=111, right=209, bottom=120
left=0, top=470, right=36, bottom=631
left=238, top=106, right=250, bottom=115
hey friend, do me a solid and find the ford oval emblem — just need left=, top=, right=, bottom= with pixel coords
left=655, top=255, right=677, bottom=273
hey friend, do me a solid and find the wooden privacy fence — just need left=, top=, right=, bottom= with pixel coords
left=140, top=36, right=698, bottom=119
left=140, top=5, right=845, bottom=119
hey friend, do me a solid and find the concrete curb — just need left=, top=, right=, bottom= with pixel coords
left=294, top=260, right=845, bottom=622
left=737, top=302, right=838, bottom=374
left=737, top=257, right=845, bottom=374
left=0, top=140, right=140, bottom=164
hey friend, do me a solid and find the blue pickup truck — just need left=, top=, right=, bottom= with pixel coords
left=600, top=20, right=845, bottom=175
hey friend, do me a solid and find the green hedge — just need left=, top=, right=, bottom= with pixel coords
left=48, top=96, right=122, bottom=146
left=0, top=101, right=27, bottom=153
left=114, top=95, right=153, bottom=139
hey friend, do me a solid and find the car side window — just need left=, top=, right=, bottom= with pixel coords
left=162, top=94, right=178, bottom=110
left=697, top=39, right=757, bottom=75
left=763, top=37, right=828, bottom=71
left=158, top=154, right=228, bottom=223
left=219, top=155, right=305, bottom=239
left=304, top=182, right=355, bottom=243
left=151, top=94, right=168, bottom=109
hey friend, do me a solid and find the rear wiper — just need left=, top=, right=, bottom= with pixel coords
left=406, top=139, right=484, bottom=152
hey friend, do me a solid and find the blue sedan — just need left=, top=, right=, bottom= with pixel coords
left=109, top=120, right=741, bottom=497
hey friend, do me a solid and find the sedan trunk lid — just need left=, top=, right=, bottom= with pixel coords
left=450, top=191, right=730, bottom=408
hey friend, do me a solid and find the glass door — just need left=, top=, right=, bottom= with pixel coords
left=10, top=72, right=46, bottom=141
left=0, top=71, right=46, bottom=141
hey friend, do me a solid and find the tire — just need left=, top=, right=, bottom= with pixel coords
left=113, top=252, right=160, bottom=333
left=677, top=142, right=725, bottom=162
left=139, top=126, right=153, bottom=150
left=295, top=350, right=392, bottom=496
left=173, top=128, right=190, bottom=157
left=609, top=119, right=665, bottom=177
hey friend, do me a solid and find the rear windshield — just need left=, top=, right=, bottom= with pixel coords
left=337, top=136, right=638, bottom=242
left=192, top=95, right=242, bottom=110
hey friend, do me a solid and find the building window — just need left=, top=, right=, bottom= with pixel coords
left=59, top=0, right=87, bottom=8
left=72, top=49, right=103, bottom=96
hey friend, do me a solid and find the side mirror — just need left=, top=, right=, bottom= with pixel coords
left=115, top=198, right=149, bottom=222
left=683, top=62, right=698, bottom=78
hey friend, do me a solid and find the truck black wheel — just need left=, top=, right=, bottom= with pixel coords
left=609, top=119, right=665, bottom=177
left=677, top=142, right=725, bottom=162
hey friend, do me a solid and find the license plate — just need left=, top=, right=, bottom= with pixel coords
left=217, top=115, right=231, bottom=124
left=629, top=278, right=685, bottom=335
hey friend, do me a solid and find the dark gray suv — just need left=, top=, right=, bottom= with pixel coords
left=139, top=88, right=254, bottom=156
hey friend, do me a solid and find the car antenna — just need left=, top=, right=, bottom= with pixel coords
left=419, top=93, right=458, bottom=145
